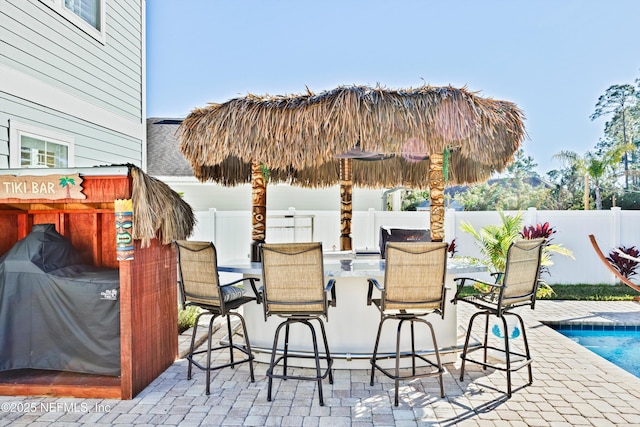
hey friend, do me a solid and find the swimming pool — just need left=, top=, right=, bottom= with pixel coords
left=548, top=324, right=640, bottom=378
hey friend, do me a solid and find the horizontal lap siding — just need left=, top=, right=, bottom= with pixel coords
left=0, top=93, right=142, bottom=167
left=1, top=0, right=143, bottom=122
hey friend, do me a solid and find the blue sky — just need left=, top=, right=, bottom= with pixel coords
left=146, top=0, right=640, bottom=174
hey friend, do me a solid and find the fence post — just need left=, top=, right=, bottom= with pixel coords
left=611, top=206, right=622, bottom=248
left=367, top=208, right=376, bottom=248
left=526, top=207, right=537, bottom=226
left=209, top=208, right=217, bottom=244
left=444, top=208, right=456, bottom=243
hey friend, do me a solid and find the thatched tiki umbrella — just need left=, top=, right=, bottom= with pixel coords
left=179, top=85, right=525, bottom=258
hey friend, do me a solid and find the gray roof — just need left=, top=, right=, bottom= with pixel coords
left=146, top=118, right=193, bottom=176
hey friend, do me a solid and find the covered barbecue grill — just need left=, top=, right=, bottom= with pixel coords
left=0, top=224, right=120, bottom=376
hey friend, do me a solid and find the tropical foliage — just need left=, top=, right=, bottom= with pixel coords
left=439, top=76, right=640, bottom=211
left=460, top=210, right=524, bottom=273
left=460, top=210, right=574, bottom=297
left=553, top=144, right=634, bottom=210
left=606, top=246, right=640, bottom=279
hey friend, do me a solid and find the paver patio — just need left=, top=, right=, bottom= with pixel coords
left=0, top=300, right=638, bottom=426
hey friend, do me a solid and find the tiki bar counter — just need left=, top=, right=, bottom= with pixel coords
left=219, top=255, right=485, bottom=369
left=0, top=165, right=194, bottom=399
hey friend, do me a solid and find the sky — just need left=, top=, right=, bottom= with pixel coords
left=146, top=0, right=640, bottom=175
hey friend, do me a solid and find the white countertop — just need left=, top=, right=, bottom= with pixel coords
left=218, top=255, right=485, bottom=277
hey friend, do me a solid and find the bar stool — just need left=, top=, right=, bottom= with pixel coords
left=367, top=241, right=448, bottom=406
left=259, top=242, right=336, bottom=406
left=453, top=238, right=545, bottom=397
left=174, top=240, right=260, bottom=395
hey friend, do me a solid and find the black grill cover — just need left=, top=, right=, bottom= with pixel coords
left=0, top=224, right=120, bottom=376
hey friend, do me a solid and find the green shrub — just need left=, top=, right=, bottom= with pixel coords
left=178, top=305, right=201, bottom=334
left=538, top=283, right=637, bottom=301
left=455, top=283, right=637, bottom=301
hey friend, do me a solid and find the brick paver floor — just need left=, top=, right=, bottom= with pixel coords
left=1, top=300, right=639, bottom=426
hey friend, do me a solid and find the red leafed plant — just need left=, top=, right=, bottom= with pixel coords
left=607, top=246, right=640, bottom=279
left=447, top=238, right=458, bottom=258
left=519, top=221, right=562, bottom=280
left=520, top=222, right=555, bottom=240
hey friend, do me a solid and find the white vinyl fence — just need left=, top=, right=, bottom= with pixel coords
left=190, top=207, right=640, bottom=285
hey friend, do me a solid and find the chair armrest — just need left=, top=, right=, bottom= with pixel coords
left=366, top=278, right=383, bottom=306
left=452, top=276, right=503, bottom=303
left=325, top=279, right=337, bottom=307
left=221, top=277, right=262, bottom=304
left=490, top=272, right=504, bottom=283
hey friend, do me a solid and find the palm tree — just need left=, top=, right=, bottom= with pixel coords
left=590, top=84, right=638, bottom=189
left=554, top=144, right=634, bottom=210
left=460, top=210, right=523, bottom=273
left=59, top=176, right=75, bottom=199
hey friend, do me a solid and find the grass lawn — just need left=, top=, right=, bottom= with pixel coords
left=540, top=283, right=639, bottom=301
left=455, top=283, right=639, bottom=301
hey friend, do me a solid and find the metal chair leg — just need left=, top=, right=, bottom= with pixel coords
left=232, top=311, right=255, bottom=382
left=500, top=315, right=512, bottom=397
left=267, top=318, right=331, bottom=406
left=316, top=318, right=333, bottom=384
left=187, top=311, right=207, bottom=380
left=513, top=313, right=533, bottom=385
left=267, top=320, right=287, bottom=402
left=512, top=312, right=533, bottom=385
left=460, top=311, right=483, bottom=381
left=483, top=312, right=490, bottom=368
left=410, top=320, right=417, bottom=377
left=425, top=320, right=445, bottom=398
left=283, top=322, right=291, bottom=379
left=305, top=320, right=324, bottom=406
left=370, top=316, right=387, bottom=386
left=205, top=314, right=216, bottom=395
left=393, top=319, right=405, bottom=406
left=461, top=310, right=533, bottom=398
left=226, top=315, right=235, bottom=366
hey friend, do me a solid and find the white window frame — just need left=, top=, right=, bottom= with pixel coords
left=9, top=121, right=75, bottom=169
left=40, top=0, right=106, bottom=44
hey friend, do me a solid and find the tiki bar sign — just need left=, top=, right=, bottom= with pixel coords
left=0, top=174, right=86, bottom=200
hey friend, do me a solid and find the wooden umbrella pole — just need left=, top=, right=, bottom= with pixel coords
left=429, top=153, right=445, bottom=242
left=339, top=158, right=353, bottom=251
left=251, top=161, right=267, bottom=261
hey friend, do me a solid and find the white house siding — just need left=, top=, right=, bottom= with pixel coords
left=0, top=0, right=145, bottom=168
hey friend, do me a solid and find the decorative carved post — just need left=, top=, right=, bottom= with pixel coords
left=251, top=161, right=267, bottom=261
left=339, top=158, right=353, bottom=251
left=429, top=153, right=445, bottom=241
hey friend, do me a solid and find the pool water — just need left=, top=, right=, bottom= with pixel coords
left=549, top=325, right=640, bottom=378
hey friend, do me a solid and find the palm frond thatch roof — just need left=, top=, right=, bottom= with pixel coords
left=178, top=84, right=526, bottom=186
left=130, top=166, right=195, bottom=246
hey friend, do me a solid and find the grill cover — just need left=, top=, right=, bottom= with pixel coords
left=0, top=224, right=120, bottom=376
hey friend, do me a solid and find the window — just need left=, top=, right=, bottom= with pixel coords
left=41, top=0, right=105, bottom=42
left=9, top=122, right=74, bottom=169
left=64, top=0, right=101, bottom=31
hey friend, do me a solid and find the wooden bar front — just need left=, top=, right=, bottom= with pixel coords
left=0, top=172, right=178, bottom=399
